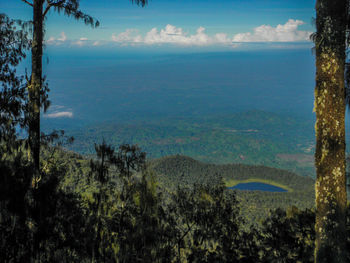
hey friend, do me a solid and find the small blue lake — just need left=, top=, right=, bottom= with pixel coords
left=228, top=182, right=287, bottom=192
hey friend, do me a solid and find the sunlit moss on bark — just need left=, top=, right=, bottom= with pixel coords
left=314, top=1, right=347, bottom=260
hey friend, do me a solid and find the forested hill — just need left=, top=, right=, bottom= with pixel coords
left=151, top=155, right=314, bottom=192
left=150, top=155, right=315, bottom=225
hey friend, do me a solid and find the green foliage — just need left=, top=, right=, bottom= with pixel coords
left=0, top=13, right=30, bottom=149
left=258, top=207, right=315, bottom=262
left=0, top=146, right=89, bottom=262
left=0, top=150, right=33, bottom=262
left=2, top=138, right=350, bottom=262
left=84, top=142, right=174, bottom=262
left=166, top=181, right=242, bottom=262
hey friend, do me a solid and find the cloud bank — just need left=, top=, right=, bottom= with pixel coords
left=44, top=111, right=73, bottom=118
left=232, top=19, right=312, bottom=42
left=46, top=19, right=312, bottom=48
left=46, top=32, right=90, bottom=46
left=112, top=25, right=234, bottom=46
left=111, top=19, right=312, bottom=46
left=46, top=32, right=67, bottom=45
left=72, top=37, right=89, bottom=47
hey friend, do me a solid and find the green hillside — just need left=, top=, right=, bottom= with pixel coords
left=49, top=147, right=315, bottom=227
left=150, top=155, right=315, bottom=226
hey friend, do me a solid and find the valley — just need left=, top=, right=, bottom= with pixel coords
left=45, top=110, right=317, bottom=177
left=150, top=155, right=314, bottom=226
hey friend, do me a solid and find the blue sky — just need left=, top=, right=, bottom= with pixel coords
left=1, top=0, right=315, bottom=50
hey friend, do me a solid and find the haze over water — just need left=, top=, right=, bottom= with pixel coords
left=38, top=48, right=315, bottom=128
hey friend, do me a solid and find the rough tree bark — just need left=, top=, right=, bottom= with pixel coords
left=28, top=0, right=43, bottom=180
left=314, top=0, right=348, bottom=262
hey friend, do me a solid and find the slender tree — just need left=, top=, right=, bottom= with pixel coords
left=313, top=0, right=348, bottom=262
left=20, top=0, right=147, bottom=178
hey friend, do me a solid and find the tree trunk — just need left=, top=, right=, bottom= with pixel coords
left=29, top=2, right=43, bottom=260
left=29, top=0, right=43, bottom=179
left=314, top=0, right=347, bottom=262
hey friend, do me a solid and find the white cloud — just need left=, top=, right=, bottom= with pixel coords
left=45, top=111, right=73, bottom=118
left=111, top=20, right=311, bottom=47
left=57, top=32, right=67, bottom=42
left=142, top=25, right=232, bottom=46
left=112, top=29, right=142, bottom=45
left=46, top=19, right=312, bottom=48
left=46, top=36, right=56, bottom=45
left=46, top=32, right=67, bottom=45
left=112, top=25, right=235, bottom=46
left=232, top=19, right=312, bottom=42
left=214, top=33, right=231, bottom=44
left=72, top=37, right=88, bottom=47
left=50, top=105, right=65, bottom=110
left=47, top=35, right=101, bottom=47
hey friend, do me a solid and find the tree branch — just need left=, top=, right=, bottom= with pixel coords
left=21, top=0, right=33, bottom=7
left=43, top=0, right=65, bottom=17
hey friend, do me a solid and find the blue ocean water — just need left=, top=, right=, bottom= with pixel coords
left=18, top=48, right=315, bottom=127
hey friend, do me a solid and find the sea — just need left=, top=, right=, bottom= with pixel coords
left=21, top=47, right=317, bottom=129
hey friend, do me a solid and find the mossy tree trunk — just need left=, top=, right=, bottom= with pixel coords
left=29, top=2, right=44, bottom=259
left=314, top=0, right=348, bottom=262
left=28, top=0, right=43, bottom=180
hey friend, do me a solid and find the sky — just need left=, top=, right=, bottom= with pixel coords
left=1, top=0, right=316, bottom=51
